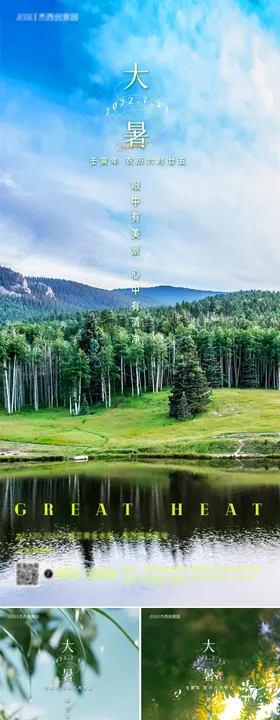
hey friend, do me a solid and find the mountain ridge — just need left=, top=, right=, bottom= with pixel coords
left=0, top=265, right=222, bottom=321
left=113, top=284, right=223, bottom=304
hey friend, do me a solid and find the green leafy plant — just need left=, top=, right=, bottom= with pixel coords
left=0, top=607, right=138, bottom=703
left=142, top=608, right=280, bottom=720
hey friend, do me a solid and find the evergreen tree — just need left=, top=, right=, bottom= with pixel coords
left=79, top=312, right=99, bottom=355
left=169, top=335, right=210, bottom=419
left=79, top=313, right=103, bottom=403
left=143, top=314, right=154, bottom=334
left=61, top=346, right=90, bottom=415
left=177, top=391, right=190, bottom=420
left=80, top=393, right=89, bottom=415
left=201, top=338, right=223, bottom=388
left=241, top=350, right=259, bottom=388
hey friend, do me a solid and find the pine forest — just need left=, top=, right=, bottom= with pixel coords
left=1, top=289, right=280, bottom=415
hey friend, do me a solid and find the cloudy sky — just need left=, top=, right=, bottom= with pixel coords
left=1, top=0, right=280, bottom=291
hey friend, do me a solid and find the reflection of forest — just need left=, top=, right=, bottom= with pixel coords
left=142, top=608, right=280, bottom=720
left=0, top=469, right=280, bottom=572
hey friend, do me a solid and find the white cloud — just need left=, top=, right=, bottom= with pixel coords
left=2, top=1, right=280, bottom=291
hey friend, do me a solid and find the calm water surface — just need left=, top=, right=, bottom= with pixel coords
left=0, top=462, right=279, bottom=605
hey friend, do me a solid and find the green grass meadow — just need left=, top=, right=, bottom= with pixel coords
left=0, top=388, right=280, bottom=460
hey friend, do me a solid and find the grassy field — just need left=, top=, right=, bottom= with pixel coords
left=0, top=388, right=280, bottom=461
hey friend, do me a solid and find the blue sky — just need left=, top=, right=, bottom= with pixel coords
left=0, top=607, right=139, bottom=720
left=1, top=0, right=280, bottom=291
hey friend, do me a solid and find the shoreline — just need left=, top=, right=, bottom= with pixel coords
left=1, top=446, right=280, bottom=465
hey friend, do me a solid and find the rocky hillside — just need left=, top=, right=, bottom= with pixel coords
left=0, top=267, right=55, bottom=301
left=0, top=266, right=219, bottom=322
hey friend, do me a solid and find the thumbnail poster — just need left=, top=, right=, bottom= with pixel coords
left=0, top=606, right=139, bottom=720
left=141, top=608, right=280, bottom=720
left=1, top=0, right=280, bottom=604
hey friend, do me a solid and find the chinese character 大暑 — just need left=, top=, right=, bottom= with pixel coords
left=203, top=639, right=215, bottom=653
left=62, top=640, right=74, bottom=653
left=125, top=122, right=148, bottom=148
left=124, top=62, right=149, bottom=90
left=63, top=669, right=74, bottom=682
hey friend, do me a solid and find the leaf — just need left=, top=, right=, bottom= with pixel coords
left=195, top=706, right=208, bottom=720
left=84, top=644, right=100, bottom=675
left=67, top=609, right=97, bottom=643
left=0, top=623, right=31, bottom=690
left=58, top=610, right=86, bottom=665
left=71, top=664, right=82, bottom=694
left=91, top=609, right=138, bottom=650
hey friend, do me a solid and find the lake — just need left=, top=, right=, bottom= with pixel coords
left=0, top=461, right=280, bottom=605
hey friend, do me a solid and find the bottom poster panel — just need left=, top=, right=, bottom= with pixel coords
left=142, top=608, right=280, bottom=720
left=0, top=607, right=139, bottom=720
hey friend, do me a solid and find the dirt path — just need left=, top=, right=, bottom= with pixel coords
left=234, top=439, right=244, bottom=457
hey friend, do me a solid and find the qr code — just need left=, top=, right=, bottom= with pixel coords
left=16, top=562, right=40, bottom=586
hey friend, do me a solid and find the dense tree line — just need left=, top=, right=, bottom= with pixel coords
left=4, top=284, right=280, bottom=325
left=1, top=292, right=280, bottom=414
left=186, top=289, right=280, bottom=327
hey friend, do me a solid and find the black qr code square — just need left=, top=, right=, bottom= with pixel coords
left=16, top=562, right=40, bottom=585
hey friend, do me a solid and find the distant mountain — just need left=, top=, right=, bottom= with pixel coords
left=0, top=266, right=221, bottom=322
left=0, top=267, right=55, bottom=301
left=0, top=267, right=135, bottom=320
left=30, top=276, right=138, bottom=310
left=113, top=285, right=222, bottom=306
